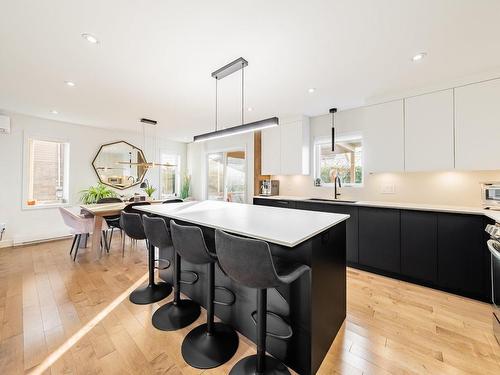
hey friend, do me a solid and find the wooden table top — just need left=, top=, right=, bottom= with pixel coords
left=80, top=200, right=163, bottom=216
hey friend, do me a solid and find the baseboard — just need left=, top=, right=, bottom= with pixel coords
left=10, top=230, right=73, bottom=248
left=0, top=239, right=14, bottom=248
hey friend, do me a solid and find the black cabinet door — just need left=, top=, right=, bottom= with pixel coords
left=358, top=207, right=400, bottom=273
left=253, top=198, right=296, bottom=209
left=295, top=202, right=358, bottom=263
left=401, top=211, right=438, bottom=284
left=437, top=213, right=486, bottom=298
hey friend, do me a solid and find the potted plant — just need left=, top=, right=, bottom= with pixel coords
left=180, top=174, right=191, bottom=200
left=142, top=180, right=157, bottom=201
left=80, top=183, right=117, bottom=204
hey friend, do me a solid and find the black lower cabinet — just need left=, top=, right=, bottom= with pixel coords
left=253, top=198, right=490, bottom=301
left=295, top=202, right=359, bottom=263
left=253, top=197, right=297, bottom=209
left=358, top=207, right=400, bottom=274
left=437, top=213, right=487, bottom=299
left=400, top=211, right=438, bottom=284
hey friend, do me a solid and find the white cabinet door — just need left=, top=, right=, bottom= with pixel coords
left=280, top=120, right=310, bottom=175
left=261, top=126, right=281, bottom=175
left=363, top=100, right=405, bottom=173
left=455, top=79, right=500, bottom=170
left=405, top=90, right=454, bottom=171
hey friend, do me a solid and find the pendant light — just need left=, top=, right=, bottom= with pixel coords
left=118, top=118, right=176, bottom=169
left=329, top=108, right=337, bottom=151
left=193, top=57, right=279, bottom=142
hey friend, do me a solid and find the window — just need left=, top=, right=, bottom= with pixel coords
left=314, top=135, right=363, bottom=186
left=26, top=138, right=70, bottom=207
left=159, top=153, right=180, bottom=198
left=207, top=150, right=246, bottom=203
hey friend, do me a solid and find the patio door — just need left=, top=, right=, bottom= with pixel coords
left=207, top=150, right=246, bottom=203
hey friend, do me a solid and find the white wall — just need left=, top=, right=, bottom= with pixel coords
left=273, top=113, right=500, bottom=207
left=0, top=112, right=186, bottom=246
left=187, top=133, right=254, bottom=203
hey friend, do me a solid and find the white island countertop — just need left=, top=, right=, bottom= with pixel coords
left=136, top=200, right=349, bottom=247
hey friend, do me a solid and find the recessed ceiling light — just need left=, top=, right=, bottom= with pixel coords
left=412, top=52, right=427, bottom=62
left=65, top=81, right=76, bottom=87
left=50, top=110, right=59, bottom=114
left=308, top=88, right=316, bottom=93
left=247, top=107, right=253, bottom=112
left=81, top=33, right=99, bottom=44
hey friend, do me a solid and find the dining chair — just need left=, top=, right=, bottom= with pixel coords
left=59, top=207, right=108, bottom=261
left=97, top=197, right=123, bottom=249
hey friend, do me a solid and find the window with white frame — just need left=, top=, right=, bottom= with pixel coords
left=159, top=153, right=180, bottom=198
left=26, top=138, right=70, bottom=207
left=314, top=135, right=363, bottom=186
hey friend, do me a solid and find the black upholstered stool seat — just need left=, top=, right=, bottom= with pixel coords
left=143, top=216, right=201, bottom=331
left=122, top=212, right=172, bottom=305
left=215, top=229, right=310, bottom=375
left=170, top=220, right=239, bottom=369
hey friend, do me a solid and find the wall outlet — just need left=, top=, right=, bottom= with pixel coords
left=381, top=183, right=396, bottom=194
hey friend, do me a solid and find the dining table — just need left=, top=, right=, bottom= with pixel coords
left=80, top=200, right=163, bottom=258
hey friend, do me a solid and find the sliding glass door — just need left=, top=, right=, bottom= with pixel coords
left=207, top=150, right=246, bottom=203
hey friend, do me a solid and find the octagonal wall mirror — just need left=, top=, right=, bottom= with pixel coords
left=92, top=141, right=148, bottom=190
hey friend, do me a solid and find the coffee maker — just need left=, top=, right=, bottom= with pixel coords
left=259, top=180, right=279, bottom=196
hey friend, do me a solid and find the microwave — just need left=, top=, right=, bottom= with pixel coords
left=482, top=183, right=500, bottom=208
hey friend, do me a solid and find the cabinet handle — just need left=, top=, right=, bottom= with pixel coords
left=276, top=200, right=289, bottom=205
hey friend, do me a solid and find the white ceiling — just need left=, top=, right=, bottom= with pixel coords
left=1, top=0, right=500, bottom=142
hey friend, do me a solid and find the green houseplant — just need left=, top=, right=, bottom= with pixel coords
left=142, top=181, right=157, bottom=198
left=80, top=183, right=117, bottom=204
left=180, top=174, right=191, bottom=199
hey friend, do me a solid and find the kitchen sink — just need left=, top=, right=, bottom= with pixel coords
left=306, top=198, right=358, bottom=204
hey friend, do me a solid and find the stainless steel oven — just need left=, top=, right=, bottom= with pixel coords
left=482, top=183, right=500, bottom=209
left=485, top=224, right=500, bottom=344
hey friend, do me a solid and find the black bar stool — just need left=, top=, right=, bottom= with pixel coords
left=215, top=229, right=310, bottom=375
left=143, top=216, right=201, bottom=331
left=170, top=220, right=239, bottom=369
left=121, top=212, right=172, bottom=305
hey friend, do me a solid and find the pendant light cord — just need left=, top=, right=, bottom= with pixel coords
left=241, top=63, right=245, bottom=125
left=215, top=79, right=218, bottom=132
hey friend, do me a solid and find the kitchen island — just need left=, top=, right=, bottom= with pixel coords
left=137, top=200, right=349, bottom=375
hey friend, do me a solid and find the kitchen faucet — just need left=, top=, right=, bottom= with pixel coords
left=334, top=175, right=341, bottom=200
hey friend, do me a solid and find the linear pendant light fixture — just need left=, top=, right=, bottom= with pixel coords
left=193, top=57, right=279, bottom=142
left=329, top=107, right=337, bottom=151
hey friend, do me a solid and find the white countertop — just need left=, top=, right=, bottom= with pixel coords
left=136, top=200, right=349, bottom=247
left=254, top=195, right=500, bottom=220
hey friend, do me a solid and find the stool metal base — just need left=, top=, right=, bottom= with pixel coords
left=181, top=322, right=239, bottom=369
left=229, top=355, right=290, bottom=375
left=129, top=282, right=172, bottom=305
left=152, top=299, right=200, bottom=331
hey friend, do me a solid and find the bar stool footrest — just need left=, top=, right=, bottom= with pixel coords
left=154, top=258, right=171, bottom=270
left=214, top=286, right=236, bottom=306
left=180, top=270, right=199, bottom=285
left=250, top=310, right=293, bottom=340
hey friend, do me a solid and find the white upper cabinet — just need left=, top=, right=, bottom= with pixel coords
left=261, top=117, right=310, bottom=175
left=404, top=90, right=454, bottom=171
left=261, top=125, right=281, bottom=175
left=455, top=79, right=500, bottom=170
left=362, top=100, right=405, bottom=173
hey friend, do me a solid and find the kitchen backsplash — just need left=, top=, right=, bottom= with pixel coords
left=273, top=170, right=500, bottom=207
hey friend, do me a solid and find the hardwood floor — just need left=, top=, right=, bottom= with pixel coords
left=0, top=236, right=498, bottom=374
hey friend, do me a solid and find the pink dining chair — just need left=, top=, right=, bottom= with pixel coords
left=59, top=207, right=108, bottom=261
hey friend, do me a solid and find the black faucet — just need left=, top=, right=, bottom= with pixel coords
left=334, top=175, right=341, bottom=200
